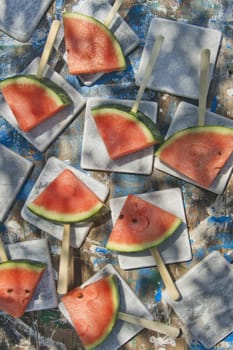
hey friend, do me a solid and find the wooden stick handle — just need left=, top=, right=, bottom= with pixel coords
left=57, top=224, right=71, bottom=295
left=198, top=48, right=211, bottom=126
left=0, top=240, right=8, bottom=261
left=118, top=312, right=180, bottom=338
left=151, top=247, right=180, bottom=301
left=131, top=35, right=164, bottom=114
left=104, top=0, right=123, bottom=27
left=36, top=19, right=61, bottom=78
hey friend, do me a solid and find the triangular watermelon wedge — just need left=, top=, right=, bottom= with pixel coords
left=63, top=12, right=126, bottom=75
left=91, top=104, right=163, bottom=160
left=156, top=126, right=233, bottom=188
left=61, top=274, right=119, bottom=350
left=27, top=169, right=106, bottom=223
left=0, top=74, right=73, bottom=132
left=0, top=259, right=46, bottom=318
left=106, top=194, right=182, bottom=252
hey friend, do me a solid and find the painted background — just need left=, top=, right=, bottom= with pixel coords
left=0, top=0, right=233, bottom=349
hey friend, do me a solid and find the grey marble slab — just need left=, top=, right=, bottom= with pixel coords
left=81, top=98, right=158, bottom=175
left=110, top=188, right=191, bottom=270
left=163, top=251, right=233, bottom=349
left=154, top=101, right=233, bottom=194
left=0, top=143, right=33, bottom=222
left=0, top=57, right=86, bottom=152
left=21, top=157, right=110, bottom=248
left=56, top=0, right=140, bottom=86
left=59, top=263, right=153, bottom=350
left=0, top=0, right=53, bottom=42
left=136, top=17, right=222, bottom=100
left=2, top=238, right=58, bottom=313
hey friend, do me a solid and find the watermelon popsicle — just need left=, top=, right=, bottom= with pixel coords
left=26, top=168, right=108, bottom=295
left=155, top=49, right=233, bottom=190
left=0, top=20, right=73, bottom=132
left=91, top=35, right=164, bottom=160
left=0, top=239, right=46, bottom=318
left=106, top=194, right=182, bottom=301
left=63, top=0, right=126, bottom=75
left=61, top=274, right=180, bottom=350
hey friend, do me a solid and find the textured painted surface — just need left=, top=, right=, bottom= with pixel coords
left=0, top=0, right=233, bottom=349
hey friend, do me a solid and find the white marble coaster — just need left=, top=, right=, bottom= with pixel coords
left=59, top=263, right=153, bottom=350
left=154, top=101, right=233, bottom=194
left=21, top=157, right=110, bottom=248
left=0, top=0, right=53, bottom=42
left=136, top=17, right=222, bottom=99
left=1, top=238, right=58, bottom=313
left=56, top=0, right=140, bottom=86
left=163, top=251, right=233, bottom=349
left=0, top=57, right=86, bottom=152
left=81, top=98, right=158, bottom=175
left=109, top=188, right=191, bottom=270
left=0, top=143, right=33, bottom=222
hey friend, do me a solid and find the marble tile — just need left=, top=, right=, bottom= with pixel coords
left=163, top=251, right=233, bottom=349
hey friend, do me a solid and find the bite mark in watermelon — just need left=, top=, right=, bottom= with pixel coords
left=0, top=259, right=46, bottom=318
left=61, top=274, right=119, bottom=350
left=156, top=126, right=233, bottom=188
left=91, top=104, right=163, bottom=160
left=106, top=194, right=182, bottom=252
left=27, top=169, right=106, bottom=223
left=63, top=12, right=126, bottom=75
left=0, top=74, right=73, bottom=132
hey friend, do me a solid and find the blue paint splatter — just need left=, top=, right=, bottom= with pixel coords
left=208, top=216, right=232, bottom=224
left=154, top=287, right=162, bottom=302
left=210, top=95, right=218, bottom=112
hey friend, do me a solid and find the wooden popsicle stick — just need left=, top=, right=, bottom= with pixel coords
left=104, top=0, right=124, bottom=27
left=57, top=224, right=71, bottom=295
left=198, top=48, right=211, bottom=126
left=0, top=239, right=8, bottom=262
left=131, top=35, right=164, bottom=114
left=118, top=311, right=180, bottom=338
left=36, top=19, right=61, bottom=79
left=150, top=247, right=180, bottom=301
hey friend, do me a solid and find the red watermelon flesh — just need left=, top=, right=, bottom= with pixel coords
left=0, top=75, right=72, bottom=132
left=0, top=259, right=46, bottom=318
left=27, top=169, right=105, bottom=223
left=156, top=126, right=233, bottom=188
left=106, top=194, right=182, bottom=252
left=91, top=104, right=163, bottom=160
left=61, top=274, right=119, bottom=350
left=63, top=12, right=126, bottom=75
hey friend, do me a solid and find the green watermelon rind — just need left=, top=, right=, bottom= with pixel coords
left=106, top=216, right=182, bottom=252
left=0, top=259, right=47, bottom=272
left=0, top=74, right=73, bottom=107
left=63, top=12, right=126, bottom=71
left=155, top=125, right=233, bottom=157
left=27, top=201, right=106, bottom=224
left=91, top=104, right=164, bottom=144
left=85, top=274, right=119, bottom=350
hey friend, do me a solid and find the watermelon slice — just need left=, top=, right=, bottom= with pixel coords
left=0, top=259, right=46, bottom=318
left=91, top=104, right=163, bottom=160
left=63, top=12, right=126, bottom=75
left=27, top=169, right=106, bottom=223
left=106, top=194, right=182, bottom=252
left=0, top=74, right=73, bottom=132
left=61, top=274, right=119, bottom=350
left=156, top=126, right=233, bottom=188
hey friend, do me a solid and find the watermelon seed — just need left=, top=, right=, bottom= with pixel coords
left=25, top=289, right=31, bottom=294
left=7, top=288, right=13, bottom=293
left=132, top=218, right=138, bottom=223
left=76, top=291, right=83, bottom=299
left=119, top=214, right=124, bottom=219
